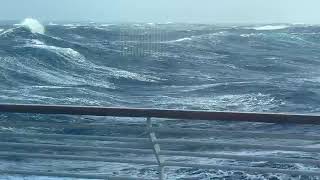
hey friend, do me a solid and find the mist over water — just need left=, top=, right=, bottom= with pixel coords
left=1, top=19, right=320, bottom=179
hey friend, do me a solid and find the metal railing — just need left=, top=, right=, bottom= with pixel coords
left=0, top=103, right=320, bottom=179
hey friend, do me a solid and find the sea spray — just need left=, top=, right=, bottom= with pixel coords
left=20, top=18, right=45, bottom=34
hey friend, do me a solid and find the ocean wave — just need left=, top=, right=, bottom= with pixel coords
left=0, top=20, right=45, bottom=39
left=251, top=25, right=289, bottom=30
left=153, top=93, right=281, bottom=111
left=24, top=39, right=86, bottom=63
left=166, top=32, right=226, bottom=43
left=63, top=24, right=81, bottom=27
left=240, top=33, right=263, bottom=37
left=48, top=22, right=58, bottom=26
left=62, top=24, right=82, bottom=29
left=0, top=27, right=17, bottom=37
left=93, top=26, right=111, bottom=31
left=100, top=24, right=114, bottom=27
left=170, top=37, right=193, bottom=42
left=22, top=39, right=161, bottom=83
left=1, top=22, right=319, bottom=108
left=108, top=68, right=161, bottom=82
left=17, top=18, right=45, bottom=34
left=1, top=22, right=320, bottom=179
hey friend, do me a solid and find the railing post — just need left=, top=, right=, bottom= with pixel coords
left=147, top=117, right=165, bottom=180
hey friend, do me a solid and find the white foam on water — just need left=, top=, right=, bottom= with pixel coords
left=100, top=24, right=113, bottom=27
left=63, top=24, right=77, bottom=27
left=0, top=28, right=17, bottom=37
left=167, top=31, right=227, bottom=43
left=166, top=37, right=194, bottom=43
left=154, top=93, right=282, bottom=111
left=264, top=56, right=280, bottom=60
left=62, top=23, right=81, bottom=28
left=22, top=40, right=160, bottom=83
left=240, top=33, right=261, bottom=37
left=172, top=37, right=192, bottom=42
left=19, top=18, right=45, bottom=34
left=48, top=22, right=58, bottom=26
left=95, top=65, right=162, bottom=82
left=252, top=25, right=289, bottom=31
left=25, top=39, right=86, bottom=63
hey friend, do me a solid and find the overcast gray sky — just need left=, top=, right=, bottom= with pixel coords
left=1, top=0, right=320, bottom=24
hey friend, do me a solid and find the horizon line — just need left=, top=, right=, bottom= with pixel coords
left=0, top=19, right=319, bottom=26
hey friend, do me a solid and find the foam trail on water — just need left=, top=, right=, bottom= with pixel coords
left=20, top=18, right=45, bottom=34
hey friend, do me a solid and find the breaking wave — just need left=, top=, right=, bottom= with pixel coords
left=170, top=37, right=193, bottom=42
left=1, top=20, right=319, bottom=116
left=19, top=18, right=45, bottom=34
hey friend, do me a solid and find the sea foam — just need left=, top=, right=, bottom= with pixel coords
left=252, top=25, right=289, bottom=31
left=25, top=39, right=86, bottom=63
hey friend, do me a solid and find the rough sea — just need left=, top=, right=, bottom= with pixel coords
left=1, top=19, right=320, bottom=179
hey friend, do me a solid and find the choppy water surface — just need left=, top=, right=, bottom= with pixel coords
left=1, top=19, right=320, bottom=179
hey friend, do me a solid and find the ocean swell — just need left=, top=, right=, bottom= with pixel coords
left=1, top=20, right=320, bottom=179
left=18, top=18, right=45, bottom=34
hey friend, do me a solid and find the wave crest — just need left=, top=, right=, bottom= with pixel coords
left=25, top=39, right=85, bottom=63
left=19, top=18, right=45, bottom=34
left=252, top=25, right=289, bottom=31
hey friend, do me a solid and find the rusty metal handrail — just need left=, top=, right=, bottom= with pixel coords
left=0, top=103, right=319, bottom=124
left=1, top=103, right=320, bottom=179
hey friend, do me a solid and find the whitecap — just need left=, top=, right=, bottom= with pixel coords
left=18, top=18, right=45, bottom=34
left=240, top=33, right=256, bottom=37
left=154, top=93, right=281, bottom=112
left=24, top=39, right=86, bottom=63
left=29, top=39, right=44, bottom=45
left=63, top=24, right=77, bottom=27
left=63, top=24, right=81, bottom=29
left=264, top=56, right=279, bottom=60
left=100, top=24, right=113, bottom=27
left=93, top=26, right=111, bottom=31
left=174, top=37, right=192, bottom=42
left=252, top=25, right=289, bottom=31
left=0, top=28, right=17, bottom=37
left=23, top=40, right=160, bottom=83
left=94, top=66, right=162, bottom=82
left=168, top=37, right=193, bottom=43
left=48, top=22, right=58, bottom=26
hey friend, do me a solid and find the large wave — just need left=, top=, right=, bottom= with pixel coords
left=18, top=18, right=45, bottom=34
left=1, top=21, right=319, bottom=111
